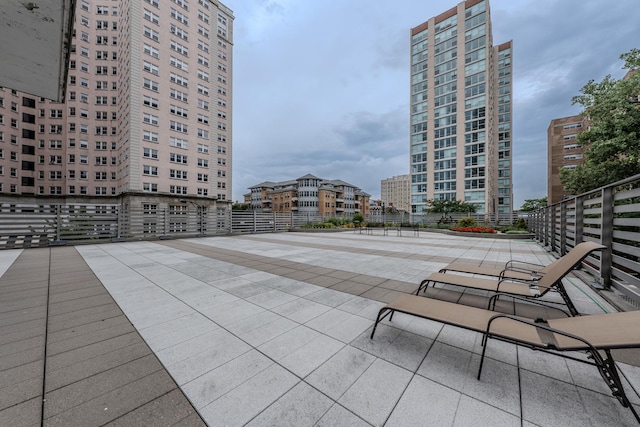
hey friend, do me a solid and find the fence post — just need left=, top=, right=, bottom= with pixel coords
left=559, top=202, right=566, bottom=255
left=253, top=210, right=257, bottom=233
left=574, top=196, right=584, bottom=244
left=56, top=205, right=62, bottom=241
left=600, top=187, right=614, bottom=289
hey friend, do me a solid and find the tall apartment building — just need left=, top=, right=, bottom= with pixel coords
left=409, top=0, right=512, bottom=216
left=245, top=174, right=370, bottom=217
left=0, top=0, right=233, bottom=207
left=381, top=174, right=410, bottom=212
left=547, top=115, right=587, bottom=204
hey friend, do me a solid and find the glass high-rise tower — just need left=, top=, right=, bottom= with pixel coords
left=410, top=0, right=512, bottom=216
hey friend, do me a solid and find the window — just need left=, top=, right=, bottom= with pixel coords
left=143, top=61, right=159, bottom=75
left=50, top=109, right=63, bottom=118
left=96, top=50, right=109, bottom=60
left=197, top=114, right=209, bottom=124
left=143, top=130, right=159, bottom=142
left=170, top=24, right=189, bottom=41
left=169, top=137, right=189, bottom=149
left=96, top=96, right=108, bottom=104
left=96, top=35, right=108, bottom=44
left=170, top=185, right=188, bottom=195
left=96, top=65, right=109, bottom=74
left=198, top=143, right=209, bottom=153
left=198, top=40, right=209, bottom=53
left=145, top=0, right=159, bottom=7
left=171, top=8, right=189, bottom=25
left=143, top=165, right=158, bottom=175
left=170, top=56, right=189, bottom=71
left=144, top=9, right=160, bottom=24
left=143, top=113, right=159, bottom=125
left=96, top=81, right=108, bottom=90
left=170, top=104, right=188, bottom=118
left=197, top=173, right=208, bottom=182
left=170, top=40, right=189, bottom=57
left=170, top=72, right=189, bottom=87
left=217, top=158, right=226, bottom=165
left=198, top=69, right=209, bottom=81
left=170, top=153, right=188, bottom=163
left=143, top=78, right=159, bottom=92
left=198, top=10, right=209, bottom=23
left=198, top=158, right=209, bottom=167
left=170, top=121, right=188, bottom=133
left=144, top=44, right=160, bottom=59
left=198, top=25, right=209, bottom=38
left=144, top=26, right=159, bottom=42
left=95, top=156, right=108, bottom=165
left=197, top=84, right=209, bottom=96
left=197, top=54, right=209, bottom=67
left=198, top=99, right=209, bottom=110
left=143, top=183, right=158, bottom=193
left=173, top=0, right=189, bottom=10
left=197, top=129, right=209, bottom=138
left=96, top=20, right=108, bottom=29
left=143, top=147, right=159, bottom=158
left=217, top=145, right=226, bottom=154
left=170, top=88, right=188, bottom=102
left=170, top=169, right=188, bottom=179
left=143, top=95, right=159, bottom=108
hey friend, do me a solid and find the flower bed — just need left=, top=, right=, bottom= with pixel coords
left=451, top=226, right=496, bottom=234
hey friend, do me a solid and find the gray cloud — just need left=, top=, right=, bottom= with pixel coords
left=227, top=0, right=639, bottom=207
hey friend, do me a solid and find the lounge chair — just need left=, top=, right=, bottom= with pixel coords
left=438, top=240, right=605, bottom=280
left=416, top=241, right=606, bottom=316
left=370, top=293, right=640, bottom=422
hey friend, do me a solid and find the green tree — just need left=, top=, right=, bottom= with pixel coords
left=519, top=197, right=547, bottom=211
left=232, top=203, right=250, bottom=211
left=428, top=199, right=477, bottom=213
left=560, top=49, right=640, bottom=194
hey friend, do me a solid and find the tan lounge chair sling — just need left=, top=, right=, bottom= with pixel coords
left=371, top=293, right=640, bottom=422
left=416, top=241, right=606, bottom=316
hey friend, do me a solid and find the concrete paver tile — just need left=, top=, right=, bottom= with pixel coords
left=198, top=364, right=298, bottom=427
left=245, top=381, right=333, bottom=427
left=338, top=358, right=413, bottom=426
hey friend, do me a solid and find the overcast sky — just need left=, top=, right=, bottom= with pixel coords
left=225, top=0, right=640, bottom=208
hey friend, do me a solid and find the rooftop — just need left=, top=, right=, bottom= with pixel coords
left=1, top=231, right=638, bottom=426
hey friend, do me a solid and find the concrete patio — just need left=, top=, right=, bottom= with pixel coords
left=1, top=231, right=639, bottom=426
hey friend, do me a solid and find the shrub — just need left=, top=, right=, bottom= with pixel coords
left=458, top=217, right=477, bottom=227
left=327, top=217, right=341, bottom=226
left=515, top=218, right=527, bottom=229
left=352, top=213, right=364, bottom=224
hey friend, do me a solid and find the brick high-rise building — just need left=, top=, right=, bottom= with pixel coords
left=547, top=115, right=587, bottom=204
left=409, top=0, right=512, bottom=216
left=0, top=0, right=233, bottom=206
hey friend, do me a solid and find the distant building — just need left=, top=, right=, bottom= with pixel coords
left=409, top=0, right=513, bottom=216
left=547, top=115, right=587, bottom=204
left=381, top=174, right=410, bottom=212
left=246, top=174, right=370, bottom=217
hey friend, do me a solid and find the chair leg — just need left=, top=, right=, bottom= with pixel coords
left=416, top=280, right=430, bottom=295
left=370, top=308, right=393, bottom=339
left=596, top=350, right=640, bottom=422
left=477, top=333, right=490, bottom=380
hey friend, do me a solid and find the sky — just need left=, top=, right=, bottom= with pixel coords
left=225, top=0, right=640, bottom=208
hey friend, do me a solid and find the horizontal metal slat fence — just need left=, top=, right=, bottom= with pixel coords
left=528, top=173, right=640, bottom=304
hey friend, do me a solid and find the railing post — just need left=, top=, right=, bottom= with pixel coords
left=600, top=187, right=614, bottom=289
left=253, top=210, right=257, bottom=233
left=574, top=196, right=583, bottom=245
left=559, top=202, right=566, bottom=255
left=56, top=205, right=62, bottom=241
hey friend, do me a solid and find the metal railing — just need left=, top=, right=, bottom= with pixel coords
left=528, top=173, right=640, bottom=303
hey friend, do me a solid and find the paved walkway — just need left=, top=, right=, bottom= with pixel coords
left=1, top=231, right=639, bottom=426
